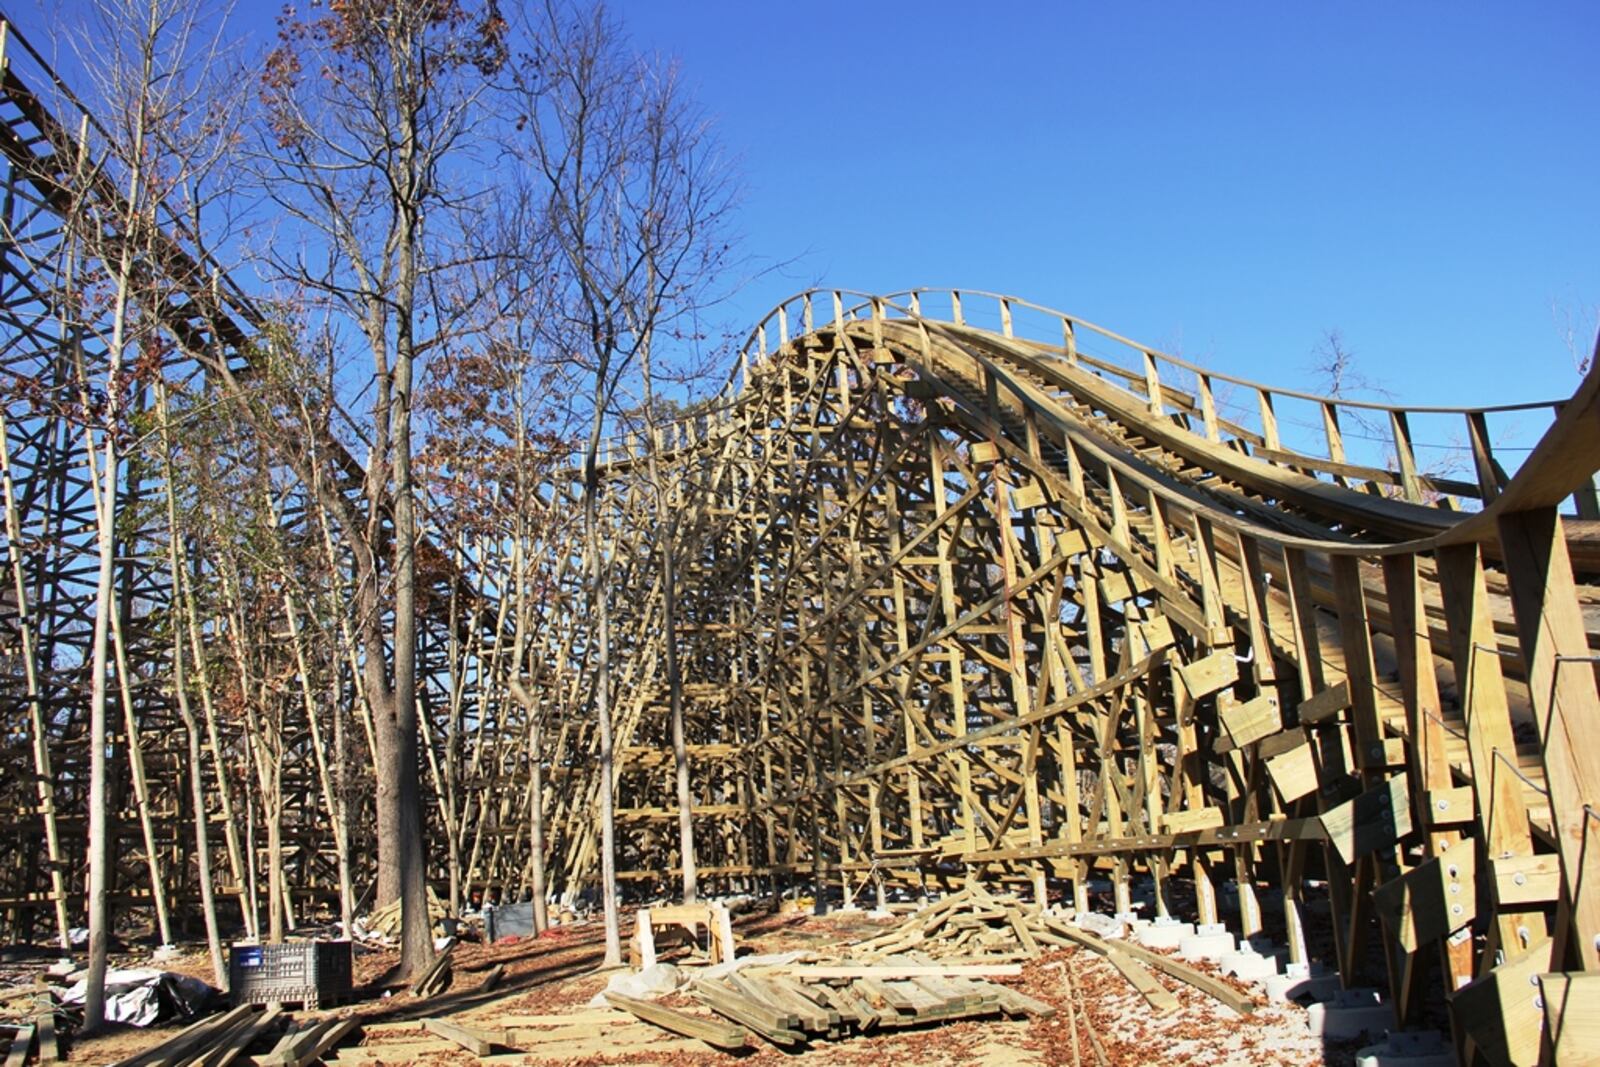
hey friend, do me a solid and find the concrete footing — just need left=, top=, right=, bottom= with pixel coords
left=1133, top=918, right=1193, bottom=951
left=1264, top=961, right=1342, bottom=1003
left=1354, top=1030, right=1455, bottom=1067
left=1074, top=911, right=1127, bottom=939
left=1219, top=943, right=1281, bottom=981
left=1177, top=922, right=1236, bottom=961
left=1306, top=988, right=1392, bottom=1041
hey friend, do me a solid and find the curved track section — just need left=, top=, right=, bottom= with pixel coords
left=566, top=289, right=1600, bottom=1057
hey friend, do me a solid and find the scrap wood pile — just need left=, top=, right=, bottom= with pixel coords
left=101, top=1004, right=359, bottom=1067
left=843, top=884, right=1067, bottom=963
left=359, top=886, right=450, bottom=941
left=604, top=962, right=1053, bottom=1052
left=843, top=884, right=1256, bottom=1017
left=598, top=885, right=1259, bottom=1055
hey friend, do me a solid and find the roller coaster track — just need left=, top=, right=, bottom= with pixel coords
left=0, top=6, right=1597, bottom=1056
left=558, top=288, right=1600, bottom=1062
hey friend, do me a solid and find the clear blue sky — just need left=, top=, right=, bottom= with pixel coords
left=603, top=0, right=1599, bottom=412
left=13, top=1, right=1599, bottom=414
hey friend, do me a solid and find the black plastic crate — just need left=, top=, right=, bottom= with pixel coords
left=228, top=940, right=353, bottom=1009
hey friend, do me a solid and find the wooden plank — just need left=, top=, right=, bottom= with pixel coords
left=33, top=1011, right=57, bottom=1065
left=190, top=1006, right=278, bottom=1067
left=409, top=939, right=457, bottom=997
left=1010, top=482, right=1045, bottom=510
left=970, top=441, right=1000, bottom=464
left=1497, top=507, right=1600, bottom=971
left=1319, top=772, right=1413, bottom=865
left=1330, top=556, right=1387, bottom=771
left=1128, top=615, right=1176, bottom=658
left=111, top=1005, right=258, bottom=1067
left=752, top=976, right=832, bottom=1032
left=1104, top=947, right=1180, bottom=1015
left=1437, top=542, right=1548, bottom=958
left=1160, top=806, right=1225, bottom=833
left=1217, top=693, right=1281, bottom=752
left=699, top=977, right=800, bottom=1030
left=1450, top=938, right=1552, bottom=1067
left=289, top=1018, right=360, bottom=1067
left=775, top=963, right=1023, bottom=979
left=475, top=963, right=506, bottom=993
left=1177, top=649, right=1238, bottom=700
left=1264, top=732, right=1319, bottom=804
left=1297, top=681, right=1349, bottom=724
left=259, top=1019, right=355, bottom=1067
left=603, top=991, right=751, bottom=1050
left=809, top=983, right=874, bottom=1029
left=630, top=908, right=657, bottom=969
left=691, top=981, right=806, bottom=1046
left=1537, top=972, right=1600, bottom=1066
left=853, top=976, right=918, bottom=1014
left=993, top=986, right=1056, bottom=1019
left=424, top=1017, right=502, bottom=1056
left=1491, top=854, right=1563, bottom=907
left=713, top=902, right=737, bottom=965
left=1370, top=836, right=1475, bottom=952
left=1041, top=918, right=1255, bottom=1015
left=1423, top=787, right=1475, bottom=829
left=1008, top=909, right=1042, bottom=957
left=4, top=1024, right=33, bottom=1067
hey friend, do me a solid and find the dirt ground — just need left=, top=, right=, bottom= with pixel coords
left=3, top=907, right=1364, bottom=1066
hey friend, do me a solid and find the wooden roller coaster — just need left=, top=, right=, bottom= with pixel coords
left=0, top=13, right=1597, bottom=1064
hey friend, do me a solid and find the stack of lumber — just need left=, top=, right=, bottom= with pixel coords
left=844, top=884, right=1061, bottom=963
left=668, top=964, right=1051, bottom=1050
left=606, top=885, right=1258, bottom=1052
left=107, top=1004, right=294, bottom=1067
left=362, top=886, right=450, bottom=940
left=844, top=886, right=1256, bottom=1017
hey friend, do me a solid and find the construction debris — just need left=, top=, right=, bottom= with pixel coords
left=57, top=968, right=219, bottom=1027
left=837, top=884, right=1256, bottom=1015
left=423, top=1017, right=502, bottom=1056
left=603, top=991, right=752, bottom=1051
left=106, top=1004, right=288, bottom=1067
left=408, top=939, right=457, bottom=999
left=360, top=887, right=451, bottom=942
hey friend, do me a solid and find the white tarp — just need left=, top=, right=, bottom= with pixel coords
left=58, top=968, right=218, bottom=1027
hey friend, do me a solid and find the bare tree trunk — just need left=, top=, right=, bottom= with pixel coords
left=640, top=340, right=696, bottom=904
left=661, top=518, right=696, bottom=903
left=508, top=676, right=549, bottom=933
left=156, top=381, right=225, bottom=987
left=81, top=438, right=115, bottom=1033
left=528, top=710, right=549, bottom=931
left=585, top=443, right=622, bottom=967
left=390, top=167, right=433, bottom=979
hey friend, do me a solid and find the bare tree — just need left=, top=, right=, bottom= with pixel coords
left=36, top=0, right=242, bottom=1028
left=507, top=0, right=737, bottom=961
left=248, top=0, right=507, bottom=978
left=1552, top=297, right=1599, bottom=377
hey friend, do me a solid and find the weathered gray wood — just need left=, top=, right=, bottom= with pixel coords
left=423, top=1017, right=501, bottom=1056
left=4, top=1024, right=33, bottom=1067
left=603, top=991, right=751, bottom=1050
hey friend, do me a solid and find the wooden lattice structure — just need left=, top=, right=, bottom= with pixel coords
left=1, top=15, right=1598, bottom=1063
